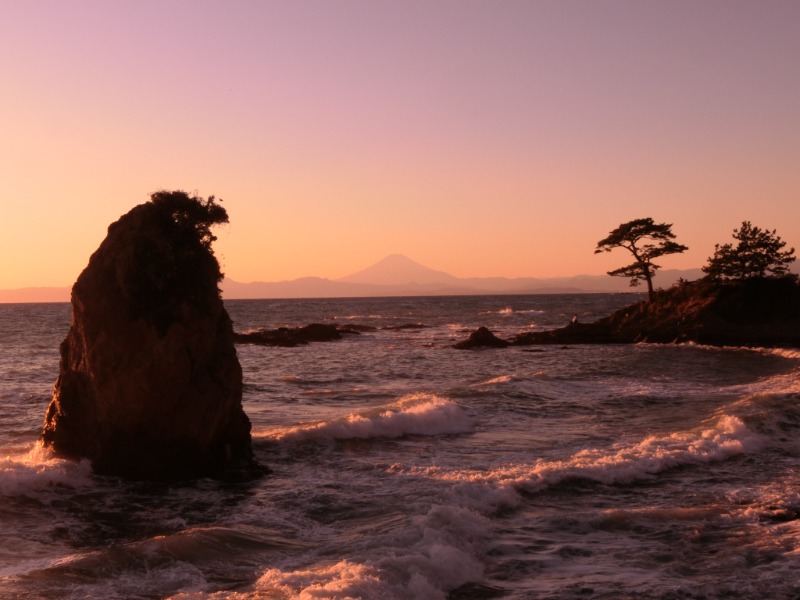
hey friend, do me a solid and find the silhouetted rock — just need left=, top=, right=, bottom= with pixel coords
left=454, top=326, right=511, bottom=349
left=513, top=278, right=800, bottom=347
left=383, top=323, right=430, bottom=331
left=41, top=191, right=259, bottom=480
left=234, top=323, right=361, bottom=346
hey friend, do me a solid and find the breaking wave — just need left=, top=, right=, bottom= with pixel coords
left=255, top=394, right=473, bottom=443
left=0, top=441, right=91, bottom=496
left=394, top=415, right=763, bottom=496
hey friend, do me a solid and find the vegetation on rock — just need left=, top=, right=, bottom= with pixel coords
left=703, top=221, right=796, bottom=282
left=472, top=217, right=799, bottom=348
left=595, top=218, right=688, bottom=302
left=124, top=191, right=229, bottom=333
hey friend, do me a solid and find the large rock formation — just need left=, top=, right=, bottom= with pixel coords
left=41, top=191, right=258, bottom=479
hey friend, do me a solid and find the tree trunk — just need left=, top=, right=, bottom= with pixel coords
left=643, top=267, right=655, bottom=302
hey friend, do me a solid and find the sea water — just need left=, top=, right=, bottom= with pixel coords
left=1, top=294, right=799, bottom=599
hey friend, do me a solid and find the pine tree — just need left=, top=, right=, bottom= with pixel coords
left=595, top=218, right=688, bottom=302
left=703, top=221, right=796, bottom=281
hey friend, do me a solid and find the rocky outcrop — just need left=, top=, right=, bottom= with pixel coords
left=454, top=326, right=511, bottom=349
left=234, top=323, right=361, bottom=347
left=513, top=278, right=800, bottom=347
left=41, top=191, right=259, bottom=480
left=232, top=322, right=432, bottom=346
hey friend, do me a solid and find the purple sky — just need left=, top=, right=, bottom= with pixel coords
left=2, top=1, right=798, bottom=288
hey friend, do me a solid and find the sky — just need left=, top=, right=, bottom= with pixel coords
left=2, top=1, right=799, bottom=289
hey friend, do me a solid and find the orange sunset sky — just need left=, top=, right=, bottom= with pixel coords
left=2, top=1, right=798, bottom=290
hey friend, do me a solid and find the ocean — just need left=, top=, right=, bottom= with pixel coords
left=1, top=294, right=800, bottom=599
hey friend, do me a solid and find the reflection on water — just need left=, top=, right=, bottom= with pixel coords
left=1, top=296, right=800, bottom=599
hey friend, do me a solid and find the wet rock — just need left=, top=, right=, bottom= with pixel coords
left=453, top=326, right=511, bottom=349
left=41, top=191, right=259, bottom=480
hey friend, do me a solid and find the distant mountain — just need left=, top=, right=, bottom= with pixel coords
left=0, top=255, right=706, bottom=303
left=218, top=255, right=705, bottom=299
left=337, top=254, right=461, bottom=286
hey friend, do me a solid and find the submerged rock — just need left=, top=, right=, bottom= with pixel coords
left=41, top=191, right=259, bottom=480
left=453, top=326, right=511, bottom=349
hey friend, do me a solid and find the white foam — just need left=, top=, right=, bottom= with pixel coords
left=167, top=503, right=489, bottom=599
left=253, top=560, right=392, bottom=599
left=677, top=342, right=800, bottom=363
left=255, top=394, right=473, bottom=443
left=730, top=370, right=800, bottom=398
left=481, top=307, right=544, bottom=316
left=334, top=314, right=384, bottom=320
left=473, top=374, right=516, bottom=386
left=209, top=504, right=489, bottom=600
left=396, top=415, right=763, bottom=496
left=764, top=347, right=800, bottom=361
left=376, top=504, right=489, bottom=598
left=0, top=441, right=92, bottom=496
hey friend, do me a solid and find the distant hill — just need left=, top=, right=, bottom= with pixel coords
left=0, top=255, right=706, bottom=303
left=219, top=255, right=705, bottom=299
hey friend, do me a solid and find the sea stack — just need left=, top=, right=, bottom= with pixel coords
left=41, top=191, right=257, bottom=479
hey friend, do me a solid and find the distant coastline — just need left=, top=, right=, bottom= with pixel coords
left=0, top=254, right=704, bottom=304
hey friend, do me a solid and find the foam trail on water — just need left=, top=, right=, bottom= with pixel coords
left=255, top=394, right=473, bottom=443
left=472, top=374, right=517, bottom=386
left=759, top=347, right=800, bottom=361
left=395, top=415, right=763, bottom=496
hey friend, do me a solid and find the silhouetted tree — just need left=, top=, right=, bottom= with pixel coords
left=150, top=190, right=228, bottom=250
left=595, top=218, right=688, bottom=302
left=126, top=191, right=230, bottom=328
left=703, top=221, right=796, bottom=282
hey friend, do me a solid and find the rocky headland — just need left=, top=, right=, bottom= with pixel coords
left=456, top=278, right=800, bottom=349
left=41, top=191, right=260, bottom=480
